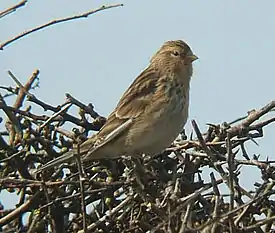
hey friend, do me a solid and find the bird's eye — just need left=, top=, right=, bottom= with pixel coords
left=172, top=50, right=180, bottom=56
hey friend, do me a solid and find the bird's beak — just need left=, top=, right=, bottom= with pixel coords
left=186, top=54, right=198, bottom=63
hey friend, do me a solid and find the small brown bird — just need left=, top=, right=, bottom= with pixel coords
left=36, top=40, right=198, bottom=173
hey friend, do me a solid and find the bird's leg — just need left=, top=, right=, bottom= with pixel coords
left=75, top=157, right=87, bottom=180
left=132, top=157, right=149, bottom=190
left=74, top=144, right=88, bottom=180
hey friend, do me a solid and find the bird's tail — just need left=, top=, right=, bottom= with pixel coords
left=35, top=150, right=75, bottom=174
left=35, top=136, right=97, bottom=174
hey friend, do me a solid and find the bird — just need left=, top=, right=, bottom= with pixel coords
left=36, top=40, right=198, bottom=173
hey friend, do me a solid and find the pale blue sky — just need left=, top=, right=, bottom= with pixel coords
left=1, top=1, right=275, bottom=209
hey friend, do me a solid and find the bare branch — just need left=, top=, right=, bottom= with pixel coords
left=0, top=0, right=27, bottom=19
left=0, top=4, right=123, bottom=50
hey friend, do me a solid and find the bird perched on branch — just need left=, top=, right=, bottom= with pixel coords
left=36, top=40, right=198, bottom=173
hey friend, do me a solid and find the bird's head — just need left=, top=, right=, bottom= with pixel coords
left=150, top=40, right=198, bottom=77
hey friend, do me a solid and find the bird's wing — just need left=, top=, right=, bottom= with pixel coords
left=93, top=67, right=159, bottom=138
left=82, top=67, right=160, bottom=160
left=36, top=67, right=159, bottom=173
left=115, top=67, right=159, bottom=119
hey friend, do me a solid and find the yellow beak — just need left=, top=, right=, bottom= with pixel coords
left=187, top=54, right=198, bottom=63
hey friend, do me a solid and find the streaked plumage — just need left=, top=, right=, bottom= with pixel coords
left=36, top=40, right=197, bottom=173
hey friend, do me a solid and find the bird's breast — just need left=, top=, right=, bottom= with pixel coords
left=125, top=79, right=190, bottom=156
